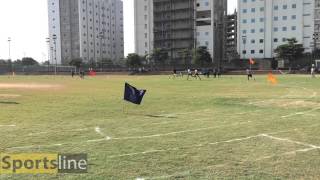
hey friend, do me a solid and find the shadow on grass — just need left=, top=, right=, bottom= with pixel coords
left=0, top=101, right=19, bottom=105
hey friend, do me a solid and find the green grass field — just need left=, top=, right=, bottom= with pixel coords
left=0, top=75, right=320, bottom=179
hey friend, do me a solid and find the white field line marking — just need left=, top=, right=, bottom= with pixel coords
left=0, top=125, right=16, bottom=127
left=109, top=134, right=263, bottom=158
left=94, top=127, right=112, bottom=140
left=5, top=122, right=252, bottom=151
left=156, top=109, right=211, bottom=118
left=260, top=134, right=319, bottom=148
left=27, top=128, right=89, bottom=136
left=111, top=122, right=251, bottom=141
left=281, top=107, right=320, bottom=118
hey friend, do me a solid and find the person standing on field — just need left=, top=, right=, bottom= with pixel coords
left=311, top=64, right=316, bottom=78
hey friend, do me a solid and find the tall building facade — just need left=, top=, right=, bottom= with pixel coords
left=48, top=0, right=124, bottom=65
left=134, top=0, right=153, bottom=56
left=134, top=0, right=227, bottom=66
left=237, top=0, right=314, bottom=59
left=315, top=0, right=320, bottom=48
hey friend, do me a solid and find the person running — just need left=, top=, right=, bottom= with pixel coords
left=194, top=69, right=202, bottom=80
left=246, top=69, right=253, bottom=81
left=171, top=68, right=177, bottom=79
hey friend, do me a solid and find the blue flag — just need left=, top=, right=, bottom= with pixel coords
left=124, top=83, right=146, bottom=105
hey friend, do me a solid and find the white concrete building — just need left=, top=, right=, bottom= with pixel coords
left=48, top=0, right=124, bottom=65
left=134, top=0, right=153, bottom=56
left=196, top=0, right=227, bottom=60
left=134, top=0, right=227, bottom=62
left=237, top=0, right=314, bottom=59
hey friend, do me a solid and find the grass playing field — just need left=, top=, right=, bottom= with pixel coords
left=0, top=75, right=320, bottom=179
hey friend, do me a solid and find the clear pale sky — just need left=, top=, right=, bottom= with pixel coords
left=0, top=0, right=237, bottom=62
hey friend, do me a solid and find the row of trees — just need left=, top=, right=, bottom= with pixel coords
left=0, top=57, right=39, bottom=66
left=126, top=46, right=213, bottom=68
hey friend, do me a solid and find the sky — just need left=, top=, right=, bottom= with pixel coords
left=0, top=0, right=237, bottom=62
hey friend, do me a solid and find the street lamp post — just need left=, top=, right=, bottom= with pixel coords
left=8, top=37, right=11, bottom=60
left=52, top=34, right=57, bottom=75
left=46, top=38, right=51, bottom=73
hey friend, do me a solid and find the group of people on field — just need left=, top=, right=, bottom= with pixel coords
left=171, top=68, right=222, bottom=80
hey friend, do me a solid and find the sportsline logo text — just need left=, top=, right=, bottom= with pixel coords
left=0, top=153, right=87, bottom=174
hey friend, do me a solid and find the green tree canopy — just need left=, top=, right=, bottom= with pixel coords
left=192, top=46, right=212, bottom=66
left=274, top=38, right=304, bottom=65
left=69, top=58, right=83, bottom=69
left=126, top=53, right=143, bottom=68
left=150, top=48, right=168, bottom=66
left=22, top=57, right=39, bottom=66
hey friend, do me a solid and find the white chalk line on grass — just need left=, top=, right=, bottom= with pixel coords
left=6, top=121, right=252, bottom=151
left=254, top=134, right=320, bottom=161
left=109, top=134, right=263, bottom=158
left=156, top=109, right=211, bottom=118
left=0, top=124, right=16, bottom=127
left=261, top=134, right=319, bottom=148
left=27, top=127, right=90, bottom=136
left=281, top=107, right=320, bottom=118
left=94, top=127, right=112, bottom=140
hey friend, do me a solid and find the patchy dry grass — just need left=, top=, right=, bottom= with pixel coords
left=0, top=75, right=319, bottom=179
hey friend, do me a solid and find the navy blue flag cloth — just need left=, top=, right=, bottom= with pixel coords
left=124, top=83, right=146, bottom=105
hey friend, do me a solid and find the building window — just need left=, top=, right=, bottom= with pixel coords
left=274, top=27, right=278, bottom=32
left=274, top=16, right=278, bottom=21
left=243, top=9, right=247, bottom=13
left=259, top=28, right=264, bottom=33
left=251, top=29, right=255, bottom=33
left=260, top=39, right=264, bottom=43
left=251, top=8, right=255, bottom=13
left=274, top=5, right=278, bottom=10
left=274, top=38, right=278, bottom=42
left=251, top=50, right=255, bottom=54
left=282, top=27, right=287, bottom=31
left=259, top=50, right=264, bottom=54
left=292, top=15, right=296, bottom=20
left=291, top=26, right=296, bottom=30
left=283, top=5, right=287, bottom=9
left=242, top=50, right=247, bottom=54
left=292, top=4, right=297, bottom=8
left=282, top=16, right=287, bottom=20
left=260, top=7, right=264, bottom=12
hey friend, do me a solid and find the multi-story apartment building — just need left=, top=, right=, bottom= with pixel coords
left=237, top=0, right=314, bottom=59
left=134, top=0, right=154, bottom=56
left=225, top=10, right=238, bottom=62
left=315, top=0, right=320, bottom=49
left=48, top=0, right=124, bottom=65
left=134, top=0, right=227, bottom=66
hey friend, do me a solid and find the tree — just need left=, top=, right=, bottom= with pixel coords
left=22, top=57, right=39, bottom=66
left=192, top=46, right=212, bottom=66
left=150, top=48, right=168, bottom=66
left=126, top=53, right=142, bottom=68
left=69, top=58, right=83, bottom=69
left=274, top=38, right=304, bottom=66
